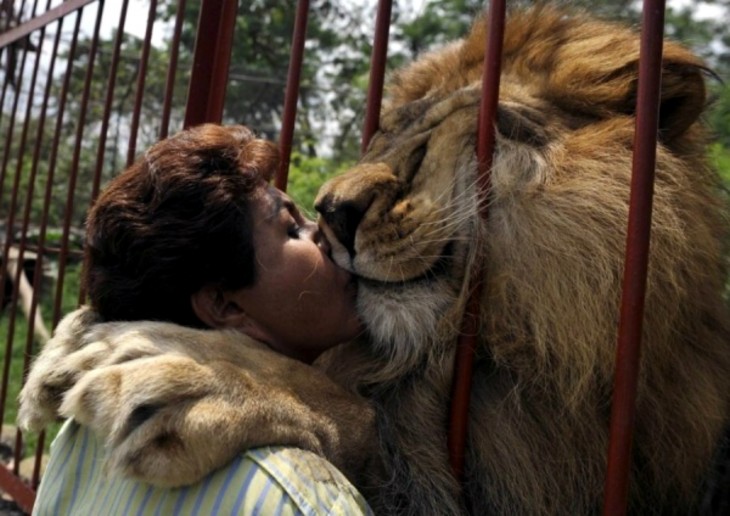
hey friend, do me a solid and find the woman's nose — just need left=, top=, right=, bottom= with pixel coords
left=311, top=226, right=332, bottom=256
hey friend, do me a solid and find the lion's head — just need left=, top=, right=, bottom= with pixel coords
left=317, top=6, right=729, bottom=513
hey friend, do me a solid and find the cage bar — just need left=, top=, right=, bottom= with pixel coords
left=0, top=0, right=49, bottom=432
left=73, top=0, right=129, bottom=306
left=603, top=0, right=667, bottom=513
left=183, top=0, right=238, bottom=127
left=127, top=0, right=158, bottom=165
left=361, top=0, right=392, bottom=153
left=275, top=0, right=310, bottom=192
left=0, top=0, right=94, bottom=48
left=447, top=0, right=506, bottom=482
left=160, top=0, right=187, bottom=138
left=10, top=10, right=66, bottom=479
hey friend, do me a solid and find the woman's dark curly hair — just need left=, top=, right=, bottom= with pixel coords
left=83, top=124, right=279, bottom=327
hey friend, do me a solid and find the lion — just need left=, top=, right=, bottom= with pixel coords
left=19, top=5, right=730, bottom=515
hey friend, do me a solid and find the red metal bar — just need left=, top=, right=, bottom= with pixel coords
left=0, top=0, right=94, bottom=48
left=0, top=0, right=48, bottom=432
left=127, top=0, right=158, bottom=165
left=23, top=9, right=84, bottom=491
left=72, top=0, right=127, bottom=308
left=183, top=0, right=238, bottom=128
left=24, top=9, right=77, bottom=348
left=447, top=0, right=506, bottom=481
left=0, top=0, right=37, bottom=206
left=69, top=0, right=104, bottom=308
left=10, top=10, right=65, bottom=478
left=360, top=0, right=392, bottom=154
left=275, top=0, right=310, bottom=192
left=23, top=6, right=98, bottom=490
left=88, top=0, right=128, bottom=204
left=0, top=0, right=27, bottom=130
left=0, top=6, right=32, bottom=502
left=603, top=1, right=666, bottom=513
left=160, top=0, right=187, bottom=139
left=0, top=465, right=34, bottom=513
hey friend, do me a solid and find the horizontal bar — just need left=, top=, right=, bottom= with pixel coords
left=0, top=0, right=96, bottom=48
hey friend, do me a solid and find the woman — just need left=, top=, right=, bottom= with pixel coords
left=25, top=124, right=373, bottom=515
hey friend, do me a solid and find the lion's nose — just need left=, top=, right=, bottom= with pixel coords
left=315, top=194, right=368, bottom=256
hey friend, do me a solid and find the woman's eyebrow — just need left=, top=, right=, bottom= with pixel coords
left=267, top=194, right=295, bottom=222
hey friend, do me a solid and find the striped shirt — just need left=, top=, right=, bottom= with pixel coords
left=33, top=420, right=372, bottom=515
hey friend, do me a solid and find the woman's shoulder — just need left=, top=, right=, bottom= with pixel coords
left=244, top=446, right=372, bottom=514
left=36, top=421, right=371, bottom=515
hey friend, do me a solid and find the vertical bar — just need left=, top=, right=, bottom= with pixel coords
left=9, top=10, right=65, bottom=477
left=0, top=0, right=48, bottom=432
left=126, top=0, right=158, bottom=165
left=0, top=3, right=35, bottom=509
left=447, top=0, right=506, bottom=481
left=183, top=0, right=237, bottom=128
left=275, top=0, right=309, bottom=192
left=22, top=8, right=84, bottom=490
left=57, top=0, right=105, bottom=318
left=0, top=0, right=37, bottom=206
left=89, top=0, right=128, bottom=203
left=160, top=0, right=187, bottom=139
left=603, top=1, right=666, bottom=513
left=0, top=0, right=27, bottom=131
left=360, top=0, right=392, bottom=154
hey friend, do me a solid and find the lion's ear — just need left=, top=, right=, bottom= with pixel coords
left=547, top=38, right=707, bottom=142
left=651, top=60, right=706, bottom=141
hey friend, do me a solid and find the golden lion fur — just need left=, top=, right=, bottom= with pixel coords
left=18, top=307, right=377, bottom=489
left=20, top=5, right=730, bottom=515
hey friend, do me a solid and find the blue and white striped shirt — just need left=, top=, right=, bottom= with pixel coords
left=33, top=420, right=372, bottom=515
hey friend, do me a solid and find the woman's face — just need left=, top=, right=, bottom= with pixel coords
left=231, top=185, right=363, bottom=361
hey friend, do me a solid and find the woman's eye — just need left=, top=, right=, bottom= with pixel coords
left=287, top=225, right=301, bottom=239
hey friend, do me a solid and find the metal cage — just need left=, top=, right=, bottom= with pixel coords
left=0, top=0, right=711, bottom=514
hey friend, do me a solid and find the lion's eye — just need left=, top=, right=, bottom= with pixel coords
left=496, top=104, right=549, bottom=147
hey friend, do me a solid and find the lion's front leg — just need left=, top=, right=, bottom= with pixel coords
left=60, top=355, right=353, bottom=487
left=20, top=311, right=380, bottom=489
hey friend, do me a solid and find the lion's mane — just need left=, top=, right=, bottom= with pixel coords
left=317, top=6, right=730, bottom=514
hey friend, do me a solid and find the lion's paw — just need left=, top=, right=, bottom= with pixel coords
left=58, top=355, right=240, bottom=486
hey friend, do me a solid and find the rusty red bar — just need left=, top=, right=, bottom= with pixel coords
left=0, top=0, right=94, bottom=48
left=160, top=0, right=187, bottom=138
left=127, top=0, right=158, bottom=165
left=28, top=7, right=97, bottom=490
left=0, top=465, right=34, bottom=513
left=23, top=9, right=84, bottom=491
left=74, top=0, right=129, bottom=306
left=0, top=0, right=26, bottom=130
left=183, top=0, right=238, bottom=127
left=0, top=0, right=38, bottom=205
left=603, top=1, right=666, bottom=513
left=0, top=0, right=49, bottom=432
left=24, top=8, right=79, bottom=352
left=275, top=0, right=310, bottom=192
left=447, top=0, right=506, bottom=481
left=88, top=0, right=128, bottom=204
left=360, top=0, right=392, bottom=154
left=10, top=11, right=66, bottom=478
left=59, top=0, right=106, bottom=315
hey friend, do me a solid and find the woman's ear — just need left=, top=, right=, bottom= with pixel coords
left=191, top=286, right=274, bottom=343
